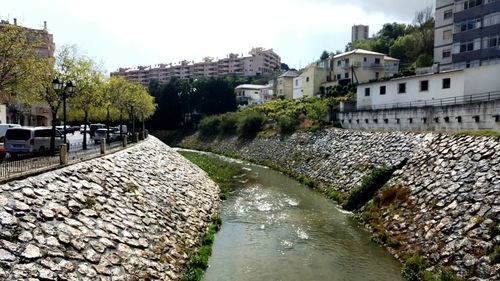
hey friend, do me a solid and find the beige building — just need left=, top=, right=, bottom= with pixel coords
left=293, top=63, right=331, bottom=99
left=112, top=47, right=281, bottom=87
left=0, top=19, right=55, bottom=126
left=276, top=70, right=299, bottom=99
left=325, top=49, right=399, bottom=87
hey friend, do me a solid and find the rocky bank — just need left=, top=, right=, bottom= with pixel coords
left=178, top=129, right=499, bottom=280
left=0, top=137, right=220, bottom=280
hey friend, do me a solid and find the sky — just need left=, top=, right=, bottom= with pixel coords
left=1, top=0, right=434, bottom=74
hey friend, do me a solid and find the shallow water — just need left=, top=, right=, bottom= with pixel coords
left=201, top=155, right=403, bottom=281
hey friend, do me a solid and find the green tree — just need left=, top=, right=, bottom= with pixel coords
left=57, top=45, right=104, bottom=149
left=320, top=50, right=329, bottom=60
left=0, top=24, right=49, bottom=101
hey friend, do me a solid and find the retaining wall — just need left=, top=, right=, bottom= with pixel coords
left=0, top=137, right=219, bottom=280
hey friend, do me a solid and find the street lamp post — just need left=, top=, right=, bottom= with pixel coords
left=52, top=78, right=75, bottom=145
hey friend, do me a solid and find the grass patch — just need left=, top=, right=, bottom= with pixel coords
left=343, top=166, right=397, bottom=211
left=402, top=255, right=464, bottom=281
left=489, top=245, right=500, bottom=264
left=181, top=215, right=222, bottom=281
left=85, top=196, right=96, bottom=209
left=454, top=130, right=500, bottom=138
left=179, top=151, right=242, bottom=200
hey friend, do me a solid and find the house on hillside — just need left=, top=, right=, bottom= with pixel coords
left=276, top=70, right=299, bottom=99
left=322, top=49, right=399, bottom=87
left=292, top=63, right=331, bottom=99
left=235, top=84, right=272, bottom=106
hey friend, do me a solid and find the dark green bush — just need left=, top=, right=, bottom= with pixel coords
left=490, top=245, right=500, bottom=264
left=402, top=255, right=428, bottom=281
left=343, top=166, right=396, bottom=211
left=237, top=113, right=265, bottom=138
left=219, top=113, right=239, bottom=135
left=278, top=115, right=297, bottom=135
left=181, top=268, right=204, bottom=281
left=198, top=116, right=221, bottom=136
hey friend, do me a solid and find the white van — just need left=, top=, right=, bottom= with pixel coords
left=0, top=124, right=21, bottom=141
left=5, top=127, right=66, bottom=155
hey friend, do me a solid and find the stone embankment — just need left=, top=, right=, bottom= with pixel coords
left=178, top=129, right=499, bottom=280
left=0, top=137, right=219, bottom=280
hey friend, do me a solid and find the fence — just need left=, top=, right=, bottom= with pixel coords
left=371, top=91, right=500, bottom=111
left=0, top=131, right=147, bottom=182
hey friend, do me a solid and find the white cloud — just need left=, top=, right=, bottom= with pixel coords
left=1, top=0, right=410, bottom=72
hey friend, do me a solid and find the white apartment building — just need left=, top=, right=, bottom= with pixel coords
left=357, top=63, right=500, bottom=110
left=293, top=63, right=330, bottom=99
left=112, top=47, right=281, bottom=87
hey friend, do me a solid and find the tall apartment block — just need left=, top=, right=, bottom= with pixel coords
left=111, top=47, right=281, bottom=87
left=352, top=25, right=369, bottom=42
left=434, top=0, right=500, bottom=70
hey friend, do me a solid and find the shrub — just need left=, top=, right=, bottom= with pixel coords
left=219, top=113, right=239, bottom=135
left=237, top=113, right=264, bottom=138
left=401, top=255, right=428, bottom=281
left=490, top=245, right=500, bottom=264
left=277, top=115, right=297, bottom=135
left=343, top=166, right=396, bottom=211
left=198, top=116, right=221, bottom=136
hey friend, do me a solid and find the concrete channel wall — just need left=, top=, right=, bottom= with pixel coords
left=0, top=137, right=219, bottom=280
left=338, top=100, right=500, bottom=132
left=179, top=129, right=500, bottom=280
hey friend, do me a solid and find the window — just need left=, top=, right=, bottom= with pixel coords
left=306, top=77, right=310, bottom=82
left=443, top=49, right=451, bottom=58
left=443, top=78, right=451, bottom=89
left=295, top=80, right=298, bottom=86
left=420, top=80, right=429, bottom=92
left=344, top=73, right=349, bottom=78
left=336, top=74, right=341, bottom=80
left=444, top=9, right=453, bottom=20
left=484, top=11, right=500, bottom=27
left=443, top=30, right=452, bottom=40
left=455, top=18, right=482, bottom=33
left=483, top=35, right=499, bottom=48
left=375, top=72, right=379, bottom=79
left=398, top=83, right=406, bottom=94
left=364, top=88, right=370, bottom=96
left=380, top=85, right=386, bottom=95
left=454, top=39, right=480, bottom=53
left=375, top=58, right=381, bottom=64
left=363, top=57, right=367, bottom=62
left=337, top=60, right=341, bottom=66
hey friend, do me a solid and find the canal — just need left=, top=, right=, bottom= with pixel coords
left=198, top=153, right=403, bottom=281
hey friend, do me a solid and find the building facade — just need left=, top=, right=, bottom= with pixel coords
left=0, top=19, right=55, bottom=126
left=352, top=25, right=369, bottom=42
left=323, top=49, right=399, bottom=87
left=356, top=63, right=500, bottom=110
left=112, top=47, right=281, bottom=87
left=276, top=70, right=299, bottom=99
left=235, top=84, right=273, bottom=106
left=292, top=64, right=330, bottom=99
left=434, top=0, right=500, bottom=70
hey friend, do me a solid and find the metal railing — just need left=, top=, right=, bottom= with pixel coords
left=370, top=91, right=500, bottom=111
left=0, top=131, right=147, bottom=182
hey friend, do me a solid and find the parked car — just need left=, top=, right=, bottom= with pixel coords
left=0, top=124, right=21, bottom=161
left=5, top=127, right=66, bottom=156
left=56, top=125, right=76, bottom=135
left=93, top=128, right=120, bottom=144
left=80, top=124, right=89, bottom=134
left=89, top=124, right=106, bottom=137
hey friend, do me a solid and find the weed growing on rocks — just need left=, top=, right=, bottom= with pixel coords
left=182, top=215, right=222, bottom=281
left=85, top=196, right=96, bottom=209
left=123, top=183, right=139, bottom=193
left=402, top=255, right=464, bottom=281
